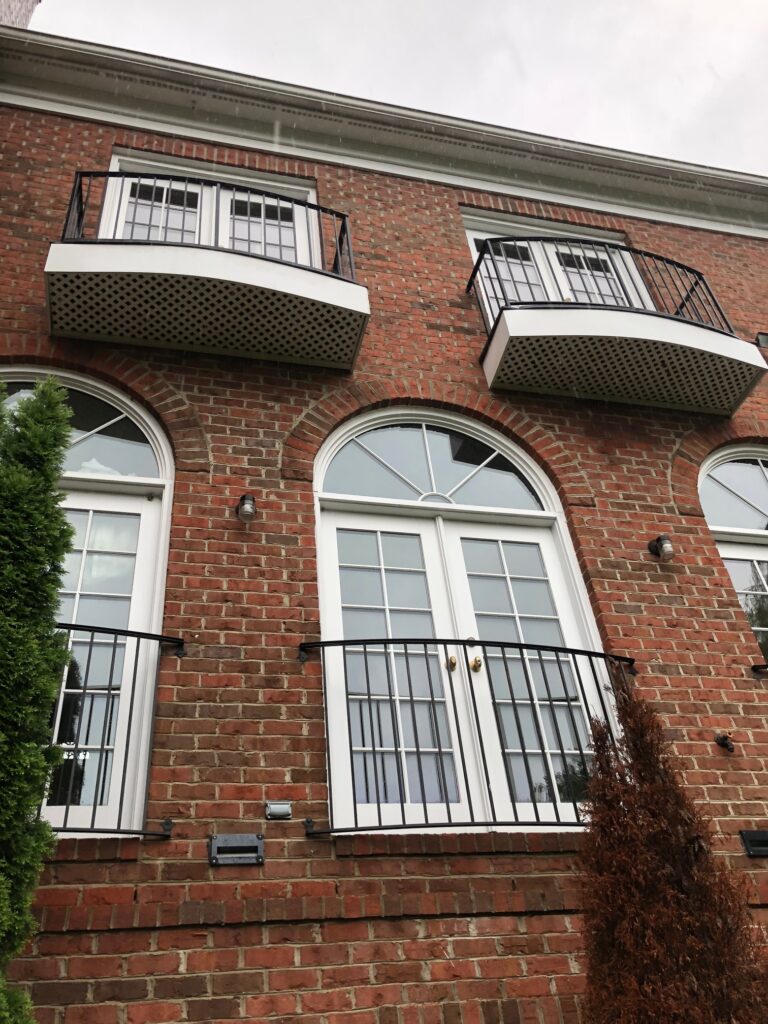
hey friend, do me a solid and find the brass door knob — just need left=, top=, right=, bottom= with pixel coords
left=447, top=655, right=457, bottom=671
left=470, top=656, right=482, bottom=672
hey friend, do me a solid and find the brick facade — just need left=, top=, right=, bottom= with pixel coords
left=1, top=74, right=768, bottom=1024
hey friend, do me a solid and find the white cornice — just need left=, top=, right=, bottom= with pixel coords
left=2, top=27, right=768, bottom=236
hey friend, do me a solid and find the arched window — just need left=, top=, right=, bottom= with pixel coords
left=700, top=450, right=768, bottom=660
left=2, top=371, right=174, bottom=834
left=313, top=412, right=613, bottom=832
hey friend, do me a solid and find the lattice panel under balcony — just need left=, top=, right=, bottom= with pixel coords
left=47, top=271, right=368, bottom=368
left=485, top=331, right=764, bottom=415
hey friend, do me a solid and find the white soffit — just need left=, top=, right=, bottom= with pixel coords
left=45, top=243, right=370, bottom=368
left=481, top=307, right=767, bottom=415
left=1, top=28, right=768, bottom=236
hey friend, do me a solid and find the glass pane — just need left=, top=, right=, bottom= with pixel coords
left=507, top=752, right=550, bottom=803
left=406, top=752, right=458, bottom=804
left=345, top=651, right=391, bottom=696
left=530, top=657, right=576, bottom=700
left=68, top=642, right=126, bottom=690
left=400, top=702, right=450, bottom=749
left=62, top=551, right=83, bottom=590
left=711, top=460, right=768, bottom=515
left=393, top=653, right=443, bottom=699
left=82, top=553, right=136, bottom=595
left=740, top=591, right=768, bottom=630
left=389, top=610, right=433, bottom=639
left=57, top=595, right=75, bottom=624
left=75, top=596, right=130, bottom=631
left=724, top=559, right=768, bottom=592
left=337, top=530, right=379, bottom=567
left=340, top=568, right=383, bottom=606
left=349, top=698, right=397, bottom=749
left=519, top=618, right=563, bottom=647
left=541, top=705, right=589, bottom=751
left=451, top=457, right=542, bottom=510
left=89, top=514, right=140, bottom=553
left=65, top=389, right=123, bottom=435
left=468, top=576, right=512, bottom=614
left=426, top=428, right=493, bottom=493
left=64, top=428, right=158, bottom=478
left=462, top=539, right=503, bottom=575
left=47, top=750, right=114, bottom=807
left=380, top=534, right=423, bottom=569
left=324, top=441, right=420, bottom=500
left=499, top=703, right=540, bottom=750
left=511, top=580, right=556, bottom=616
left=342, top=608, right=387, bottom=641
left=699, top=476, right=766, bottom=530
left=502, top=543, right=547, bottom=578
left=385, top=570, right=430, bottom=608
left=56, top=693, right=119, bottom=747
left=358, top=426, right=432, bottom=493
left=476, top=615, right=519, bottom=645
left=65, top=510, right=89, bottom=548
left=550, top=754, right=591, bottom=803
left=487, top=655, right=529, bottom=700
left=353, top=752, right=401, bottom=804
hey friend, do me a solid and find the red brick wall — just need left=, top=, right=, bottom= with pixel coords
left=2, top=103, right=768, bottom=1023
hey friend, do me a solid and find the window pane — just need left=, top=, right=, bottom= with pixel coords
left=340, top=568, right=383, bottom=605
left=345, top=651, right=391, bottom=695
left=89, top=514, right=140, bottom=553
left=468, top=576, right=512, bottom=614
left=476, top=614, right=519, bottom=645
left=65, top=423, right=158, bottom=478
left=337, top=530, right=379, bottom=566
left=324, top=442, right=420, bottom=500
left=499, top=703, right=539, bottom=750
left=502, top=543, right=547, bottom=578
left=393, top=653, right=443, bottom=699
left=405, top=752, right=458, bottom=804
left=75, top=596, right=130, bottom=631
left=462, top=539, right=504, bottom=575
left=342, top=608, right=387, bottom=641
left=353, top=752, right=401, bottom=804
left=451, top=456, right=542, bottom=510
left=511, top=580, right=556, bottom=616
left=519, top=618, right=563, bottom=647
left=426, top=428, right=493, bottom=493
left=357, top=426, right=432, bottom=493
left=82, top=554, right=136, bottom=595
left=711, top=460, right=768, bottom=515
left=380, top=534, right=424, bottom=570
left=385, top=570, right=430, bottom=609
left=699, top=476, right=767, bottom=530
left=47, top=751, right=114, bottom=807
left=389, top=610, right=433, bottom=639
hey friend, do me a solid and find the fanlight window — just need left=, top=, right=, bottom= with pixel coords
left=4, top=383, right=159, bottom=478
left=323, top=423, right=543, bottom=510
left=700, top=455, right=768, bottom=659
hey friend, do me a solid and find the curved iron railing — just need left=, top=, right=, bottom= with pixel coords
left=299, top=637, right=634, bottom=835
left=61, top=170, right=357, bottom=281
left=42, top=623, right=185, bottom=838
left=467, top=236, right=733, bottom=337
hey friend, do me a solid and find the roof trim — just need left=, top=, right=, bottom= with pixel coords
left=2, top=26, right=767, bottom=234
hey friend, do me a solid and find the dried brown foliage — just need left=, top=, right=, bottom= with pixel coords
left=581, top=676, right=768, bottom=1024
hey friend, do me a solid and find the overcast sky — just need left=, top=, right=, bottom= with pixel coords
left=31, top=0, right=768, bottom=177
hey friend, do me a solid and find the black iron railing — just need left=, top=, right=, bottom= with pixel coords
left=61, top=171, right=357, bottom=281
left=467, top=236, right=733, bottom=337
left=43, top=623, right=185, bottom=837
left=300, top=638, right=634, bottom=834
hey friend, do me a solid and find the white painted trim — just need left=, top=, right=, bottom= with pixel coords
left=313, top=407, right=606, bottom=658
left=699, top=444, right=768, bottom=543
left=1, top=84, right=767, bottom=238
left=463, top=212, right=624, bottom=243
left=45, top=242, right=371, bottom=316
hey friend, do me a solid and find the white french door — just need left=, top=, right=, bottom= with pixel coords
left=320, top=510, right=604, bottom=830
left=46, top=491, right=161, bottom=832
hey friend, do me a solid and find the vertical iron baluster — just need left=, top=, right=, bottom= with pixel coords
left=343, top=646, right=359, bottom=830
left=380, top=639, right=406, bottom=826
left=421, top=641, right=452, bottom=825
left=114, top=174, right=126, bottom=240
left=494, top=647, right=526, bottom=823
left=305, top=201, right=313, bottom=269
left=486, top=242, right=507, bottom=321
left=89, top=631, right=119, bottom=830
left=603, top=244, right=632, bottom=307
left=401, top=642, right=429, bottom=824
left=517, top=649, right=556, bottom=821
left=541, top=241, right=565, bottom=303
left=551, top=654, right=590, bottom=820
left=362, top=642, right=384, bottom=827
left=481, top=644, right=518, bottom=822
left=62, top=630, right=96, bottom=830
left=532, top=648, right=568, bottom=821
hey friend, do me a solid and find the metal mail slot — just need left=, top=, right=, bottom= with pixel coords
left=208, top=833, right=264, bottom=866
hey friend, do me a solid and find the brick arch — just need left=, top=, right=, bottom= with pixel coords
left=670, top=410, right=768, bottom=516
left=0, top=341, right=210, bottom=475
left=280, top=379, right=595, bottom=508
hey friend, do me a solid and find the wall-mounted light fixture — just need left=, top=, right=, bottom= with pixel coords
left=266, top=801, right=292, bottom=821
left=715, top=731, right=735, bottom=753
left=648, top=533, right=674, bottom=562
left=236, top=493, right=257, bottom=523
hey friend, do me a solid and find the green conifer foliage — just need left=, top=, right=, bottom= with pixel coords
left=0, top=380, right=72, bottom=1024
left=581, top=674, right=768, bottom=1023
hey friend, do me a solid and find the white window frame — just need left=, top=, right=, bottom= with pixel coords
left=0, top=367, right=174, bottom=834
left=699, top=445, right=768, bottom=662
left=463, top=213, right=653, bottom=321
left=314, top=408, right=613, bottom=832
left=99, top=152, right=319, bottom=266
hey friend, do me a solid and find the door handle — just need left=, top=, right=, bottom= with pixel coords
left=447, top=655, right=457, bottom=671
left=470, top=656, right=482, bottom=672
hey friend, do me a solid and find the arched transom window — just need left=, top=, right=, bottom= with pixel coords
left=324, top=422, right=542, bottom=510
left=700, top=452, right=768, bottom=659
left=316, top=414, right=609, bottom=833
left=2, top=373, right=173, bottom=835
